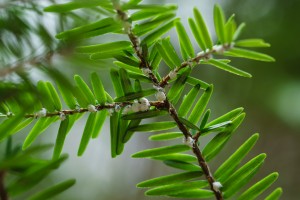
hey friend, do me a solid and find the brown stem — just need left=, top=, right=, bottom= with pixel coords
left=159, top=44, right=232, bottom=88
left=159, top=51, right=213, bottom=87
left=164, top=100, right=191, bottom=139
left=192, top=145, right=223, bottom=199
left=0, top=171, right=8, bottom=200
left=114, top=5, right=224, bottom=200
left=24, top=101, right=166, bottom=118
left=115, top=6, right=160, bottom=86
left=166, top=99, right=223, bottom=199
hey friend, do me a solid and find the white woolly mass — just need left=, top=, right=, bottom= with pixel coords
left=155, top=91, right=166, bottom=101
left=131, top=98, right=150, bottom=112
left=183, top=136, right=195, bottom=147
left=139, top=97, right=150, bottom=106
left=122, top=105, right=132, bottom=115
left=213, top=45, right=224, bottom=54
left=212, top=182, right=223, bottom=191
left=197, top=51, right=205, bottom=57
left=59, top=112, right=66, bottom=121
left=153, top=85, right=164, bottom=92
left=139, top=104, right=149, bottom=112
left=169, top=70, right=177, bottom=79
left=196, top=50, right=213, bottom=61
left=87, top=104, right=97, bottom=112
left=36, top=108, right=47, bottom=118
left=142, top=68, right=152, bottom=76
left=131, top=101, right=140, bottom=112
left=114, top=104, right=121, bottom=112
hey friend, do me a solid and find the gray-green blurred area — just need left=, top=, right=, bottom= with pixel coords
left=1, top=0, right=299, bottom=199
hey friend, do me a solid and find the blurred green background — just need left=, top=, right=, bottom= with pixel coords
left=1, top=0, right=299, bottom=199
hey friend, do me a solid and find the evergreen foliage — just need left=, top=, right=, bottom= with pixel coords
left=0, top=0, right=282, bottom=199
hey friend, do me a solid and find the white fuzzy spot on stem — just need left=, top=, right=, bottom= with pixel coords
left=139, top=97, right=150, bottom=106
left=142, top=68, right=152, bottom=76
left=59, top=112, right=66, bottom=121
left=88, top=105, right=97, bottom=112
left=36, top=108, right=47, bottom=118
left=213, top=45, right=224, bottom=54
left=183, top=136, right=195, bottom=147
left=131, top=101, right=140, bottom=112
left=212, top=182, right=222, bottom=191
left=155, top=91, right=166, bottom=101
left=122, top=105, right=132, bottom=115
left=114, top=104, right=121, bottom=112
left=197, top=51, right=205, bottom=57
left=153, top=85, right=164, bottom=92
